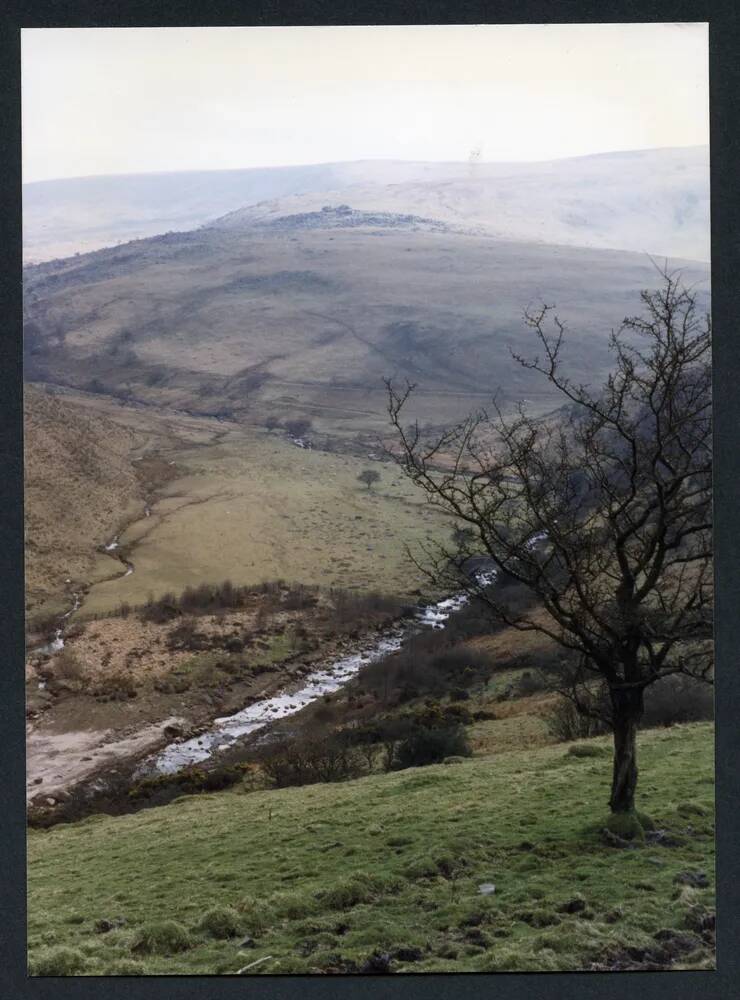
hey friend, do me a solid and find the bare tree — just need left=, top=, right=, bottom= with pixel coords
left=387, top=270, right=712, bottom=817
left=358, top=469, right=381, bottom=491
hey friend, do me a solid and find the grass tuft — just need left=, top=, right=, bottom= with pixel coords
left=130, top=921, right=192, bottom=955
left=29, top=946, right=86, bottom=977
left=196, top=906, right=242, bottom=940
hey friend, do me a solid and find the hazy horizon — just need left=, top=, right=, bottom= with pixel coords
left=22, top=24, right=709, bottom=184
left=23, top=142, right=710, bottom=188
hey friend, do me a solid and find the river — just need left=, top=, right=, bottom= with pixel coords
left=148, top=590, right=471, bottom=774
left=147, top=534, right=548, bottom=775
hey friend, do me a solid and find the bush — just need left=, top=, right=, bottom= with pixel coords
left=129, top=764, right=243, bottom=803
left=396, top=725, right=471, bottom=769
left=131, top=920, right=192, bottom=955
left=641, top=674, right=714, bottom=728
left=257, top=731, right=364, bottom=788
left=167, top=618, right=208, bottom=651
left=29, top=946, right=86, bottom=976
left=515, top=670, right=549, bottom=697
left=196, top=906, right=242, bottom=939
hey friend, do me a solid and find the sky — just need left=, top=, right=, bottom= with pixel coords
left=21, top=23, right=709, bottom=184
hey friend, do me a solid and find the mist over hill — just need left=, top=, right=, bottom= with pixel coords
left=24, top=146, right=709, bottom=263
left=23, top=204, right=710, bottom=435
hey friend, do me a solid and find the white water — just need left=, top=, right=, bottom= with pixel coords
left=148, top=585, right=484, bottom=775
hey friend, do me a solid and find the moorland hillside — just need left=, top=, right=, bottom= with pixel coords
left=23, top=146, right=709, bottom=263
left=23, top=212, right=709, bottom=437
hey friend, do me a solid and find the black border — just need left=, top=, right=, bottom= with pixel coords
left=1, top=3, right=738, bottom=999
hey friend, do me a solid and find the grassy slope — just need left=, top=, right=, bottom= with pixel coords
left=81, top=427, right=451, bottom=615
left=28, top=722, right=715, bottom=975
left=23, top=386, right=143, bottom=620
left=23, top=223, right=711, bottom=437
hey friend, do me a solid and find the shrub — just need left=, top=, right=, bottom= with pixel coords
left=29, top=946, right=86, bottom=976
left=196, top=906, right=242, bottom=939
left=515, top=670, right=549, bottom=697
left=131, top=920, right=192, bottom=955
left=257, top=731, right=364, bottom=788
left=395, top=725, right=471, bottom=769
left=641, top=674, right=714, bottom=728
left=140, top=593, right=181, bottom=624
left=167, top=618, right=208, bottom=651
left=129, top=765, right=243, bottom=803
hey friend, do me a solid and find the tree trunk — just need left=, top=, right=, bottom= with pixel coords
left=608, top=684, right=645, bottom=813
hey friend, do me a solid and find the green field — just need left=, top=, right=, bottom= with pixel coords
left=27, top=722, right=715, bottom=975
left=80, top=425, right=453, bottom=616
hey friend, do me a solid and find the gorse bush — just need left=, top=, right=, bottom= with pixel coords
left=395, top=724, right=472, bottom=769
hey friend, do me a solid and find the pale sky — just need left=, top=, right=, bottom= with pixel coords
left=22, top=24, right=709, bottom=184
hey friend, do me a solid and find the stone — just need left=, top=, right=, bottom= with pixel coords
left=238, top=936, right=256, bottom=949
left=94, top=917, right=126, bottom=934
left=645, top=829, right=683, bottom=848
left=684, top=907, right=715, bottom=934
left=359, top=950, right=394, bottom=974
left=477, top=882, right=496, bottom=896
left=674, top=870, right=709, bottom=888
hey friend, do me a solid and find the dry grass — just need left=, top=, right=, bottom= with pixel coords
left=80, top=426, right=452, bottom=615
left=24, top=386, right=143, bottom=619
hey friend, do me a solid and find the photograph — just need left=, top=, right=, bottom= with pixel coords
left=21, top=23, right=714, bottom=976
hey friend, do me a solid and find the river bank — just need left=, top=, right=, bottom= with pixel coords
left=25, top=584, right=476, bottom=824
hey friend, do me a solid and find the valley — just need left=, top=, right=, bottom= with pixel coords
left=22, top=144, right=715, bottom=978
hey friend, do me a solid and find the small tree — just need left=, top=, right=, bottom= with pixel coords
left=358, top=469, right=381, bottom=491
left=387, top=270, right=712, bottom=817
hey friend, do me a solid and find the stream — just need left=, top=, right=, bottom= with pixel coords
left=147, top=591, right=471, bottom=775
left=146, top=532, right=547, bottom=776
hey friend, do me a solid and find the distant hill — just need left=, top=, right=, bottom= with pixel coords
left=24, top=147, right=710, bottom=263
left=22, top=208, right=710, bottom=436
